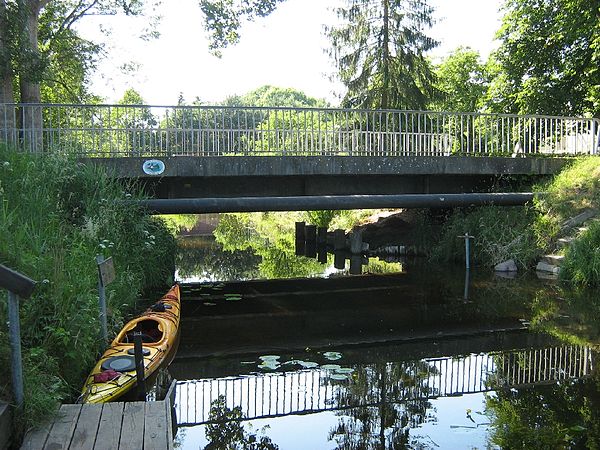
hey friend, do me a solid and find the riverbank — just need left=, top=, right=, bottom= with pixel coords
left=0, top=145, right=175, bottom=440
left=355, top=157, right=600, bottom=286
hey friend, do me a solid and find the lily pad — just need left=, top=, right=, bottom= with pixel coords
left=321, top=364, right=342, bottom=371
left=296, top=360, right=319, bottom=369
left=323, top=351, right=342, bottom=361
left=330, top=373, right=350, bottom=381
left=258, top=361, right=280, bottom=370
left=334, top=367, right=354, bottom=374
left=225, top=296, right=242, bottom=301
left=259, top=355, right=280, bottom=361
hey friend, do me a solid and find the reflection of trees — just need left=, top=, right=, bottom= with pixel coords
left=214, top=213, right=326, bottom=279
left=486, top=377, right=600, bottom=449
left=329, top=361, right=438, bottom=449
left=204, top=396, right=279, bottom=450
left=176, top=236, right=261, bottom=281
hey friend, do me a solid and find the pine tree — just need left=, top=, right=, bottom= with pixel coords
left=326, top=0, right=438, bottom=110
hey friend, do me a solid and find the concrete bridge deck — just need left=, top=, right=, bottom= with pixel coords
left=92, top=155, right=571, bottom=198
left=2, top=103, right=598, bottom=197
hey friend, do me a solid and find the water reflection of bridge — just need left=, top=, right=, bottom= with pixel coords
left=175, top=345, right=594, bottom=427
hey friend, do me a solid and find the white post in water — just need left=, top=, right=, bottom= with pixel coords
left=458, top=233, right=475, bottom=269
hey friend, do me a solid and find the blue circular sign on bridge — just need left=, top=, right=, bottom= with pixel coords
left=142, top=159, right=165, bottom=176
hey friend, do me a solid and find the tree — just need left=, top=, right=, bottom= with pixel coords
left=487, top=0, right=600, bottom=116
left=432, top=47, right=488, bottom=112
left=199, top=0, right=285, bottom=57
left=326, top=0, right=438, bottom=110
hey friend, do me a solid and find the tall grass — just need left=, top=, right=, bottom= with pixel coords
left=0, top=145, right=175, bottom=432
left=560, top=221, right=600, bottom=287
left=430, top=206, right=540, bottom=268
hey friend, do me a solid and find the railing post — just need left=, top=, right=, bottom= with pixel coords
left=7, top=291, right=24, bottom=409
left=0, top=264, right=36, bottom=411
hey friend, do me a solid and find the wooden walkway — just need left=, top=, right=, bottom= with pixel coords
left=20, top=400, right=174, bottom=450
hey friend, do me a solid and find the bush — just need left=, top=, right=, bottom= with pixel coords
left=0, top=145, right=175, bottom=429
left=560, top=221, right=600, bottom=287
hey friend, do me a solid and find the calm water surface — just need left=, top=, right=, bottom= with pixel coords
left=171, top=215, right=600, bottom=449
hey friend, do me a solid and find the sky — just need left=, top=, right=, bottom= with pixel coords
left=79, top=0, right=504, bottom=106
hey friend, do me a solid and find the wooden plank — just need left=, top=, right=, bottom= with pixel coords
left=143, top=402, right=168, bottom=450
left=0, top=264, right=36, bottom=299
left=164, top=384, right=176, bottom=450
left=20, top=421, right=53, bottom=450
left=118, top=402, right=145, bottom=450
left=93, top=403, right=124, bottom=450
left=43, top=404, right=82, bottom=450
left=69, top=404, right=103, bottom=450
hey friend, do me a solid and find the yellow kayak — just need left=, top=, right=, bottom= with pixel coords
left=79, top=284, right=181, bottom=403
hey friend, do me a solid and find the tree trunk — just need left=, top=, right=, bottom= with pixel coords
left=18, top=0, right=47, bottom=152
left=381, top=0, right=390, bottom=110
left=0, top=0, right=16, bottom=146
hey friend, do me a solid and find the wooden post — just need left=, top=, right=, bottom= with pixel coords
left=317, top=227, right=328, bottom=246
left=333, top=229, right=346, bottom=251
left=318, top=248, right=328, bottom=264
left=295, top=222, right=306, bottom=241
left=295, top=222, right=306, bottom=256
left=96, top=255, right=116, bottom=345
left=349, top=231, right=363, bottom=254
left=305, top=225, right=317, bottom=258
left=349, top=256, right=362, bottom=274
left=334, top=251, right=346, bottom=270
left=133, top=332, right=147, bottom=401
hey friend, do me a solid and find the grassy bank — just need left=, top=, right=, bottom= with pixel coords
left=430, top=157, right=600, bottom=286
left=0, top=145, right=175, bottom=433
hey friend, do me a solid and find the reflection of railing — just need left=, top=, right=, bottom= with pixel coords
left=1, top=103, right=598, bottom=156
left=175, top=345, right=594, bottom=426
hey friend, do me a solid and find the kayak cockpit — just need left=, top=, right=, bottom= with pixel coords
left=117, top=319, right=164, bottom=344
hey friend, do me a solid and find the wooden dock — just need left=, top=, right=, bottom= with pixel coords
left=20, top=399, right=174, bottom=450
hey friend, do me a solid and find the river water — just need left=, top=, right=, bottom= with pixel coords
left=170, top=214, right=600, bottom=449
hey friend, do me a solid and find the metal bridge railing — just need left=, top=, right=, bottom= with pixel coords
left=1, top=103, right=599, bottom=157
left=175, top=345, right=594, bottom=426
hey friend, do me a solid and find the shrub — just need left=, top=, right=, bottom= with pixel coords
left=560, top=221, right=600, bottom=287
left=0, top=145, right=174, bottom=429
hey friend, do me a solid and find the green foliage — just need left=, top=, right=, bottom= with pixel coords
left=536, top=157, right=600, bottom=223
left=304, top=210, right=338, bottom=228
left=432, top=47, right=488, bottom=112
left=487, top=381, right=599, bottom=449
left=431, top=206, right=539, bottom=268
left=487, top=0, right=600, bottom=116
left=214, top=212, right=325, bottom=279
left=200, top=0, right=285, bottom=57
left=227, top=85, right=327, bottom=108
left=533, top=157, right=600, bottom=253
left=0, top=145, right=174, bottom=427
left=561, top=222, right=600, bottom=287
left=326, top=0, right=438, bottom=109
left=176, top=236, right=261, bottom=281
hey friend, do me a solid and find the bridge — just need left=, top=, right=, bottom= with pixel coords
left=174, top=344, right=594, bottom=427
left=1, top=103, right=599, bottom=199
